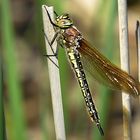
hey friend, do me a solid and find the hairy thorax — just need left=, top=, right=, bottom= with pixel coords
left=61, top=26, right=82, bottom=48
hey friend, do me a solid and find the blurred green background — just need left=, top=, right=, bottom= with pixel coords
left=1, top=0, right=140, bottom=140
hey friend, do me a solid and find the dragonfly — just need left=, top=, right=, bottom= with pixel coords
left=43, top=7, right=140, bottom=136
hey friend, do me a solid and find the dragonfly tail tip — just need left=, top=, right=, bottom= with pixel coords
left=97, top=124, right=104, bottom=136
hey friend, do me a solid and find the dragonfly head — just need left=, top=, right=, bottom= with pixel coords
left=55, top=14, right=73, bottom=29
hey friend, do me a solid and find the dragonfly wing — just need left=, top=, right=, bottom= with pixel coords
left=77, top=39, right=140, bottom=97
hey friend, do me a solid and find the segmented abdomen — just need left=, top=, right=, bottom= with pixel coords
left=66, top=48, right=100, bottom=124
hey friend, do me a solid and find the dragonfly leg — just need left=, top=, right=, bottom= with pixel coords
left=43, top=29, right=60, bottom=56
left=50, top=30, right=60, bottom=47
left=43, top=29, right=61, bottom=68
left=44, top=54, right=59, bottom=68
left=54, top=10, right=58, bottom=17
left=43, top=5, right=63, bottom=57
left=44, top=45, right=59, bottom=59
left=44, top=38, right=61, bottom=69
left=43, top=5, right=59, bottom=28
left=43, top=6, right=62, bottom=68
left=43, top=37, right=63, bottom=69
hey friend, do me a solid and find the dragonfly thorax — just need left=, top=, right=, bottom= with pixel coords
left=61, top=26, right=82, bottom=48
left=55, top=14, right=73, bottom=28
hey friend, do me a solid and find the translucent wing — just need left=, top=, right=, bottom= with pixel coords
left=77, top=39, right=140, bottom=97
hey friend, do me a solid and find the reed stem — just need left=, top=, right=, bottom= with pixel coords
left=136, top=21, right=140, bottom=78
left=42, top=5, right=66, bottom=140
left=118, top=0, right=132, bottom=140
left=136, top=21, right=140, bottom=102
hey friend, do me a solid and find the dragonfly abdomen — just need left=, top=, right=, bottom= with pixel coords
left=66, top=48, right=103, bottom=131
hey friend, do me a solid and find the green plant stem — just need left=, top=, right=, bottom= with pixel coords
left=1, top=0, right=26, bottom=140
left=0, top=58, right=6, bottom=140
